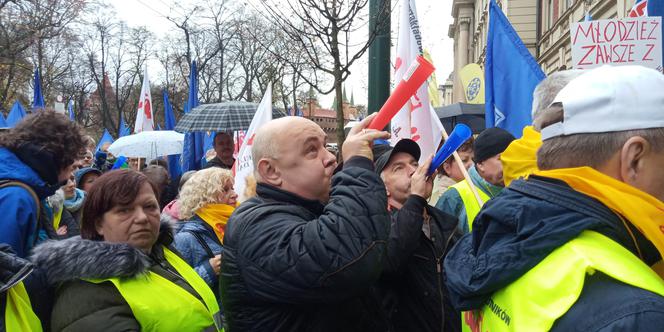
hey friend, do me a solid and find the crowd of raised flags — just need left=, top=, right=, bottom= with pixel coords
left=5, top=0, right=664, bottom=207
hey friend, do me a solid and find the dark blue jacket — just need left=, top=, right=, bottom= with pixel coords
left=444, top=175, right=664, bottom=331
left=0, top=148, right=58, bottom=258
left=173, top=217, right=223, bottom=302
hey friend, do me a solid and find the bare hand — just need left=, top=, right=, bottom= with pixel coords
left=209, top=255, right=221, bottom=275
left=342, top=113, right=391, bottom=162
left=411, top=154, right=435, bottom=199
left=56, top=225, right=68, bottom=236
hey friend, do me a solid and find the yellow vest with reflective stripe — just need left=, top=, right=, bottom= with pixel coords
left=461, top=230, right=664, bottom=332
left=88, top=246, right=222, bottom=332
left=5, top=281, right=42, bottom=332
left=450, top=180, right=490, bottom=231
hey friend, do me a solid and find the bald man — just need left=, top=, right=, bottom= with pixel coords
left=220, top=114, right=392, bottom=331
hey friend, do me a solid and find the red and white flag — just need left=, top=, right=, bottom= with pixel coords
left=391, top=0, right=438, bottom=162
left=234, top=83, right=272, bottom=201
left=629, top=0, right=648, bottom=17
left=134, top=67, right=154, bottom=133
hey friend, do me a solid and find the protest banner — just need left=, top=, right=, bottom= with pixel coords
left=571, top=16, right=662, bottom=72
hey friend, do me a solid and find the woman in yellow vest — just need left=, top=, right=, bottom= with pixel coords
left=31, top=169, right=222, bottom=332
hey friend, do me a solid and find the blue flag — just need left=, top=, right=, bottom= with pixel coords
left=485, top=0, right=545, bottom=137
left=0, top=111, right=7, bottom=128
left=6, top=101, right=26, bottom=128
left=96, top=129, right=114, bottom=152
left=32, top=69, right=45, bottom=111
left=119, top=115, right=131, bottom=137
left=68, top=100, right=75, bottom=121
left=182, top=61, right=205, bottom=171
left=648, top=0, right=664, bottom=68
left=163, top=89, right=183, bottom=180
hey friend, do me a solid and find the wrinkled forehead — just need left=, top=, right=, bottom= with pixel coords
left=279, top=121, right=326, bottom=147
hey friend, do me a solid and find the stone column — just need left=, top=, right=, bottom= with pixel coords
left=455, top=17, right=472, bottom=103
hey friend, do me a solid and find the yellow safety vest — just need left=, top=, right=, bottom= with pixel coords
left=88, top=246, right=222, bottom=331
left=461, top=230, right=664, bottom=332
left=5, top=281, right=42, bottom=332
left=450, top=180, right=490, bottom=231
left=53, top=207, right=63, bottom=230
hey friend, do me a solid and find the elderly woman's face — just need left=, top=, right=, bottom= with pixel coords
left=96, top=182, right=161, bottom=252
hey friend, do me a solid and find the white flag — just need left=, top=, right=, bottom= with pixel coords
left=134, top=67, right=154, bottom=133
left=234, top=83, right=272, bottom=201
left=391, top=0, right=436, bottom=162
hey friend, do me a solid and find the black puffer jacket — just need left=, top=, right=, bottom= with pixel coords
left=220, top=156, right=391, bottom=332
left=378, top=196, right=461, bottom=332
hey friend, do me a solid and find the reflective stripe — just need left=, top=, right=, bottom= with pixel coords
left=462, top=231, right=664, bottom=332
left=5, top=282, right=42, bottom=332
left=450, top=180, right=490, bottom=231
left=87, top=246, right=221, bottom=331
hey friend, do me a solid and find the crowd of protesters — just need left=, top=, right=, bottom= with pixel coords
left=2, top=64, right=664, bottom=332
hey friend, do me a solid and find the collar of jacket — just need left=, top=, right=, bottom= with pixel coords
left=256, top=183, right=325, bottom=216
left=469, top=165, right=503, bottom=198
left=444, top=175, right=660, bottom=311
left=30, top=222, right=174, bottom=286
left=0, top=244, right=34, bottom=292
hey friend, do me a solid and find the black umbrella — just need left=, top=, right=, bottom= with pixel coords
left=174, top=101, right=287, bottom=133
left=435, top=103, right=485, bottom=134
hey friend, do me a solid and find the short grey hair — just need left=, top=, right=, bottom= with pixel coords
left=251, top=128, right=281, bottom=180
left=531, top=70, right=585, bottom=120
left=537, top=128, right=664, bottom=170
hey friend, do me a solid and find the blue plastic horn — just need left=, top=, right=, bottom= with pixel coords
left=427, top=124, right=473, bottom=176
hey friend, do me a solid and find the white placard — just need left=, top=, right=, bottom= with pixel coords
left=571, top=16, right=662, bottom=72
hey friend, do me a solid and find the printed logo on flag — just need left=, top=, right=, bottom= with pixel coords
left=629, top=0, right=648, bottom=17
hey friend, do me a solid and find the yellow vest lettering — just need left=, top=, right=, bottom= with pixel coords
left=88, top=246, right=222, bottom=332
left=462, top=231, right=664, bottom=332
left=5, top=281, right=42, bottom=332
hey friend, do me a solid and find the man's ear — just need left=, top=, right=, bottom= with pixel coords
left=619, top=136, right=648, bottom=184
left=257, top=158, right=282, bottom=187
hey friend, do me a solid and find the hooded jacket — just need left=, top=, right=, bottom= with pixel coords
left=31, top=223, right=213, bottom=332
left=219, top=156, right=391, bottom=332
left=0, top=147, right=60, bottom=258
left=444, top=176, right=664, bottom=331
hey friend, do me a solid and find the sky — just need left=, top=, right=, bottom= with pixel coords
left=111, top=0, right=454, bottom=108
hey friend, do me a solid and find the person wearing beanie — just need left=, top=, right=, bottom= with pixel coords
left=435, top=127, right=515, bottom=233
left=372, top=139, right=461, bottom=332
left=74, top=167, right=102, bottom=192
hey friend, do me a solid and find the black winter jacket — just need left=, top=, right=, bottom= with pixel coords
left=444, top=176, right=664, bottom=331
left=378, top=195, right=461, bottom=332
left=219, top=156, right=391, bottom=332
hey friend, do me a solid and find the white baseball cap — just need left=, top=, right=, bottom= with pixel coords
left=541, top=65, right=664, bottom=140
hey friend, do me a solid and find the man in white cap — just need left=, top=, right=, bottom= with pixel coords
left=444, top=65, right=664, bottom=331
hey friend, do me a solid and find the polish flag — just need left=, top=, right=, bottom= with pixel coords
left=134, top=67, right=154, bottom=133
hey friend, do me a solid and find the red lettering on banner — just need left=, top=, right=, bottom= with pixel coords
left=604, top=21, right=617, bottom=43
left=649, top=20, right=660, bottom=40
left=644, top=44, right=656, bottom=61
left=409, top=94, right=423, bottom=112
left=573, top=22, right=595, bottom=44
left=410, top=127, right=421, bottom=142
left=579, top=45, right=596, bottom=65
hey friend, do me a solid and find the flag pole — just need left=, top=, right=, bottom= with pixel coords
left=439, top=127, right=484, bottom=206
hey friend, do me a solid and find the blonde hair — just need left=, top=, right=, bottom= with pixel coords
left=241, top=174, right=257, bottom=203
left=179, top=168, right=234, bottom=219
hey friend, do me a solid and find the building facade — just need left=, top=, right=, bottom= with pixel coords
left=300, top=94, right=359, bottom=143
left=449, top=0, right=634, bottom=102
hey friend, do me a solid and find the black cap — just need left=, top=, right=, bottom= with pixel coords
left=473, top=128, right=515, bottom=163
left=373, top=139, right=421, bottom=174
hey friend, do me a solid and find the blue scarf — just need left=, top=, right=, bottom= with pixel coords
left=64, top=188, right=85, bottom=212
